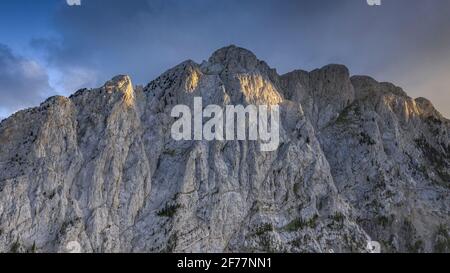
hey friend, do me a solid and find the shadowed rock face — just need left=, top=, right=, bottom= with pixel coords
left=0, top=45, right=448, bottom=253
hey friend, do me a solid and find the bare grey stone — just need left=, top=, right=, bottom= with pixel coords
left=0, top=46, right=448, bottom=253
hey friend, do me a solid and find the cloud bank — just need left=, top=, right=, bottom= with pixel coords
left=1, top=0, right=449, bottom=118
left=0, top=44, right=54, bottom=119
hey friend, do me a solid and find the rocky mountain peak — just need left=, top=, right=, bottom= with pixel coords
left=202, top=45, right=275, bottom=77
left=0, top=46, right=448, bottom=253
left=103, top=75, right=135, bottom=107
left=312, top=64, right=350, bottom=78
left=208, top=45, right=259, bottom=69
left=351, top=75, right=408, bottom=100
left=415, top=97, right=443, bottom=119
left=280, top=64, right=355, bottom=130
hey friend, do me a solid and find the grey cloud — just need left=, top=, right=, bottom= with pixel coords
left=31, top=0, right=450, bottom=116
left=0, top=44, right=54, bottom=119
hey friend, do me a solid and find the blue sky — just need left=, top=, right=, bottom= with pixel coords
left=1, top=0, right=449, bottom=118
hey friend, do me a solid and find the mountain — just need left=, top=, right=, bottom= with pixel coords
left=0, top=45, right=448, bottom=253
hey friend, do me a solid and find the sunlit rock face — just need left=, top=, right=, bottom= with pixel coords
left=0, top=46, right=448, bottom=253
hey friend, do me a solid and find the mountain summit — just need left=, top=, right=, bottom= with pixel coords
left=0, top=46, right=449, bottom=253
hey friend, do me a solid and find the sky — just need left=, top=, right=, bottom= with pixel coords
left=0, top=0, right=449, bottom=119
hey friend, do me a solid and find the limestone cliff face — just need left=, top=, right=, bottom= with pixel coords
left=0, top=46, right=448, bottom=253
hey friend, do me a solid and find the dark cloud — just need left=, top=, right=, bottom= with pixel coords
left=29, top=0, right=450, bottom=116
left=0, top=44, right=54, bottom=119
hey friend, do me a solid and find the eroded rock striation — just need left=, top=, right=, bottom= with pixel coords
left=0, top=45, right=448, bottom=253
